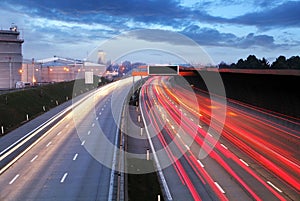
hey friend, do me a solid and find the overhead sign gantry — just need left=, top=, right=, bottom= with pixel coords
left=148, top=65, right=179, bottom=75
left=132, top=65, right=179, bottom=76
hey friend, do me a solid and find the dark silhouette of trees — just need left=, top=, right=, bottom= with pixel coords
left=271, top=56, right=289, bottom=69
left=219, top=55, right=300, bottom=69
left=261, top=57, right=269, bottom=68
left=286, top=56, right=300, bottom=69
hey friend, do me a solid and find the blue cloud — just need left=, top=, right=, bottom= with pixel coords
left=1, top=0, right=298, bottom=61
left=181, top=25, right=277, bottom=48
left=3, top=0, right=299, bottom=30
left=231, top=1, right=300, bottom=28
left=2, top=0, right=190, bottom=28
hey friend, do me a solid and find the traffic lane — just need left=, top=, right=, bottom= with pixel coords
left=166, top=78, right=300, bottom=191
left=142, top=81, right=225, bottom=200
left=172, top=82, right=300, bottom=162
left=0, top=115, right=79, bottom=200
left=0, top=92, right=116, bottom=200
left=141, top=95, right=194, bottom=200
left=145, top=88, right=253, bottom=201
left=162, top=76, right=299, bottom=199
left=146, top=77, right=287, bottom=200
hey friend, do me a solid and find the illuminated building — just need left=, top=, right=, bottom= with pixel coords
left=0, top=24, right=24, bottom=89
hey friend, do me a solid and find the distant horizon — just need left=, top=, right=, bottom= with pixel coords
left=22, top=53, right=299, bottom=68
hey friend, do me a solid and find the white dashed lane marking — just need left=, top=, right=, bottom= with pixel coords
left=221, top=144, right=228, bottom=150
left=197, top=160, right=204, bottom=167
left=239, top=158, right=249, bottom=167
left=9, top=174, right=20, bottom=185
left=73, top=153, right=78, bottom=161
left=30, top=155, right=38, bottom=163
left=267, top=181, right=282, bottom=193
left=46, top=141, right=52, bottom=147
left=60, top=173, right=68, bottom=183
left=214, top=182, right=225, bottom=194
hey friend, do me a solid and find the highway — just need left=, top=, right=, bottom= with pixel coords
left=0, top=77, right=134, bottom=201
left=0, top=75, right=299, bottom=201
left=140, top=76, right=300, bottom=201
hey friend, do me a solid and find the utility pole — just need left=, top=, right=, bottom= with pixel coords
left=9, top=57, right=12, bottom=89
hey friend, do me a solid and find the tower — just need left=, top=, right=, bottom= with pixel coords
left=97, top=50, right=106, bottom=65
left=0, top=24, right=24, bottom=89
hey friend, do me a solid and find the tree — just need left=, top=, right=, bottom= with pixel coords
left=218, top=61, right=230, bottom=69
left=286, top=56, right=300, bottom=69
left=271, top=56, right=289, bottom=69
left=245, top=55, right=261, bottom=69
left=260, top=57, right=270, bottom=69
left=236, top=58, right=245, bottom=69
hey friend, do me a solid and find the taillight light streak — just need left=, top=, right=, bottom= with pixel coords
left=146, top=76, right=291, bottom=200
left=161, top=77, right=300, bottom=192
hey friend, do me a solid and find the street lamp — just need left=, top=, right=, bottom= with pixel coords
left=9, top=57, right=12, bottom=89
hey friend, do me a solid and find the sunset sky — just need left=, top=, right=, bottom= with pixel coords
left=1, top=0, right=299, bottom=64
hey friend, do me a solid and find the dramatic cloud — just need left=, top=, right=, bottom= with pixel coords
left=180, top=25, right=277, bottom=48
left=0, top=0, right=298, bottom=63
left=2, top=0, right=191, bottom=28
left=231, top=1, right=300, bottom=28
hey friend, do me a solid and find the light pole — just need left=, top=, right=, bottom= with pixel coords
left=9, top=57, right=12, bottom=89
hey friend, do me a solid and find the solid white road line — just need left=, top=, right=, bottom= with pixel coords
left=9, top=174, right=20, bottom=184
left=60, top=173, right=68, bottom=183
left=30, top=155, right=38, bottom=163
left=214, top=182, right=225, bottom=194
left=267, top=181, right=282, bottom=193
left=73, top=153, right=78, bottom=161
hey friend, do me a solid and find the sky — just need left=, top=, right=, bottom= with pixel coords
left=0, top=0, right=299, bottom=65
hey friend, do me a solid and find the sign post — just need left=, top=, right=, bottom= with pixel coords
left=85, top=72, right=93, bottom=84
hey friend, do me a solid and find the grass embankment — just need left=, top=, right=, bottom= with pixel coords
left=0, top=78, right=100, bottom=134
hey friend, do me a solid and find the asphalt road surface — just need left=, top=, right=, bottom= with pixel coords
left=0, top=78, right=134, bottom=201
left=140, top=76, right=299, bottom=201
